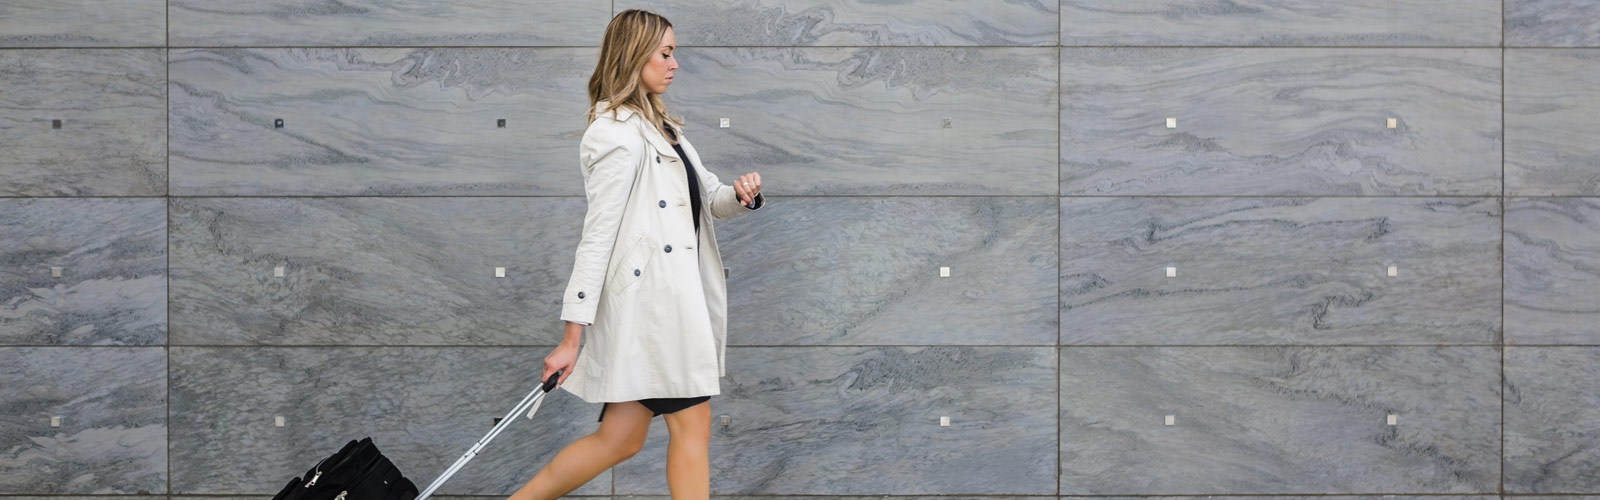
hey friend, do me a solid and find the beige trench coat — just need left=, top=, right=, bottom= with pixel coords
left=557, top=100, right=765, bottom=403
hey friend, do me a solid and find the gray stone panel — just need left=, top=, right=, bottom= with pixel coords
left=666, top=48, right=1058, bottom=195
left=617, top=0, right=1059, bottom=46
left=0, top=347, right=167, bottom=494
left=1062, top=48, right=1501, bottom=196
left=1060, top=198, right=1502, bottom=345
left=1059, top=347, right=1501, bottom=494
left=0, top=49, right=167, bottom=196
left=0, top=1, right=165, bottom=47
left=168, top=1, right=611, bottom=47
left=1506, top=49, right=1600, bottom=196
left=0, top=199, right=167, bottom=346
left=1507, top=0, right=1600, bottom=47
left=169, top=48, right=594, bottom=196
left=1506, top=348, right=1600, bottom=493
left=1061, top=1, right=1501, bottom=46
left=169, top=197, right=582, bottom=345
left=1506, top=198, right=1600, bottom=345
left=716, top=198, right=1058, bottom=346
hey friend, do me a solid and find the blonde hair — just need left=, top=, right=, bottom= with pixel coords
left=588, top=9, right=683, bottom=143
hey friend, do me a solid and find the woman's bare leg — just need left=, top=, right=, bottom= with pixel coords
left=507, top=401, right=652, bottom=500
left=661, top=400, right=712, bottom=500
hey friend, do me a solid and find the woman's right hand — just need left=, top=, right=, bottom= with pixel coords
left=543, top=341, right=578, bottom=388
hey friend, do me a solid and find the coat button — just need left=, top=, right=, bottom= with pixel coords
left=634, top=269, right=641, bottom=276
left=656, top=155, right=661, bottom=163
left=576, top=291, right=585, bottom=299
left=659, top=200, right=667, bottom=208
left=664, top=245, right=672, bottom=253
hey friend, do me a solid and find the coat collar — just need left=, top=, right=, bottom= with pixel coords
left=595, top=100, right=681, bottom=160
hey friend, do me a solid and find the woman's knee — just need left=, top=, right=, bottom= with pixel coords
left=620, top=430, right=647, bottom=458
left=593, top=427, right=646, bottom=459
left=595, top=403, right=650, bottom=459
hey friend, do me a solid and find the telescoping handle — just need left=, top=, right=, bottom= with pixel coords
left=415, top=370, right=562, bottom=500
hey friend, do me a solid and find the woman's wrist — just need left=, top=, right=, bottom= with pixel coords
left=561, top=322, right=584, bottom=346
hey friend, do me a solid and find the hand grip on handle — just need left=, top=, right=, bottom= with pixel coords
left=542, top=370, right=562, bottom=392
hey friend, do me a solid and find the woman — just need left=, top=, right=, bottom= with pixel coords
left=507, top=9, right=765, bottom=500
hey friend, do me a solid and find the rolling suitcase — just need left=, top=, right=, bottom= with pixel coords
left=271, top=371, right=564, bottom=500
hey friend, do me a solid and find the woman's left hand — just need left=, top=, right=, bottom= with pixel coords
left=733, top=172, right=762, bottom=207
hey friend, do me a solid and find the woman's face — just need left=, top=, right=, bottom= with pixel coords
left=641, top=27, right=677, bottom=95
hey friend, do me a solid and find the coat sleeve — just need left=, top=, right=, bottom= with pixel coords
left=695, top=161, right=765, bottom=221
left=560, top=121, right=643, bottom=325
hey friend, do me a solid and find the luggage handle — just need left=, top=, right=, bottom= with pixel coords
left=415, top=370, right=562, bottom=500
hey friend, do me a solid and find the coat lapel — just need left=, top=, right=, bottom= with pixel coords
left=640, top=122, right=682, bottom=161
left=595, top=100, right=680, bottom=160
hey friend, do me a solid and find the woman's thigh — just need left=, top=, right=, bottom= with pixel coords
left=595, top=401, right=652, bottom=450
left=660, top=399, right=711, bottom=444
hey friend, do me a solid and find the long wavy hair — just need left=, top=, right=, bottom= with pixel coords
left=588, top=9, right=683, bottom=143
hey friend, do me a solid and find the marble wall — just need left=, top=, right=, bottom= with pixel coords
left=3, top=1, right=1599, bottom=499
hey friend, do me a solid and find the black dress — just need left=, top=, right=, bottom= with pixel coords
left=596, top=122, right=711, bottom=422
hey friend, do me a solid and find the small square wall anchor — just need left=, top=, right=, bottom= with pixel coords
left=1166, top=117, right=1177, bottom=128
left=1387, top=117, right=1397, bottom=129
left=939, top=416, right=951, bottom=427
left=720, top=118, right=730, bottom=128
left=1387, top=414, right=1398, bottom=426
left=1165, top=266, right=1177, bottom=278
left=274, top=266, right=285, bottom=278
left=495, top=267, right=506, bottom=278
left=1386, top=265, right=1398, bottom=277
left=52, top=119, right=62, bottom=129
left=939, top=266, right=950, bottom=278
left=51, top=266, right=63, bottom=278
left=51, top=416, right=62, bottom=428
left=719, top=415, right=731, bottom=426
left=275, top=415, right=286, bottom=427
left=497, top=118, right=506, bottom=128
left=1164, top=415, right=1176, bottom=426
left=274, top=118, right=284, bottom=129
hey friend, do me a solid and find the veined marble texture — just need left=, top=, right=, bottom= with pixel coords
left=715, top=197, right=1056, bottom=346
left=168, top=347, right=608, bottom=495
left=169, top=48, right=594, bottom=196
left=665, top=47, right=1058, bottom=195
left=617, top=0, right=1059, bottom=46
left=168, top=0, right=610, bottom=47
left=0, top=0, right=165, bottom=47
left=635, top=498, right=1498, bottom=500
left=1059, top=347, right=1501, bottom=494
left=1507, top=49, right=1600, bottom=196
left=175, top=498, right=600, bottom=500
left=1505, top=348, right=1600, bottom=493
left=4, top=498, right=174, bottom=500
left=1060, top=0, right=1501, bottom=46
left=1059, top=198, right=1501, bottom=345
left=1061, top=48, right=1502, bottom=196
left=1507, top=198, right=1600, bottom=345
left=0, top=49, right=167, bottom=196
left=0, top=199, right=167, bottom=346
left=0, top=347, right=166, bottom=494
left=1508, top=0, right=1600, bottom=47
left=613, top=347, right=1058, bottom=495
left=168, top=198, right=583, bottom=345
left=169, top=497, right=597, bottom=500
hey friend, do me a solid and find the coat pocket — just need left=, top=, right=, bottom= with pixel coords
left=608, top=234, right=654, bottom=293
